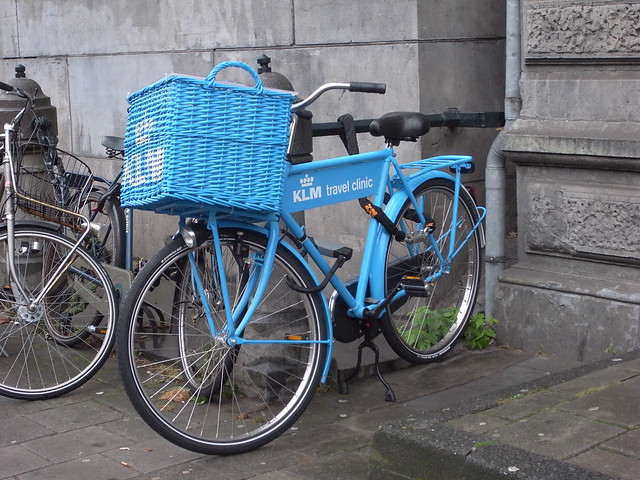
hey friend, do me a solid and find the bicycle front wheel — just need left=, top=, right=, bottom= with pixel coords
left=116, top=227, right=327, bottom=455
left=0, top=226, right=117, bottom=399
left=381, top=178, right=482, bottom=363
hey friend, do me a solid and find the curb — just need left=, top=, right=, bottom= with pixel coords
left=368, top=350, right=640, bottom=480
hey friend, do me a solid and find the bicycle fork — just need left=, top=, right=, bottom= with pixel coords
left=1, top=130, right=93, bottom=313
left=185, top=218, right=334, bottom=380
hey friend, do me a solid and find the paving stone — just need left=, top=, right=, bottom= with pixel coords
left=558, top=375, right=640, bottom=428
left=14, top=453, right=140, bottom=480
left=446, top=411, right=512, bottom=434
left=0, top=445, right=50, bottom=478
left=101, top=436, right=203, bottom=474
left=100, top=412, right=161, bottom=442
left=286, top=445, right=371, bottom=480
left=484, top=409, right=625, bottom=460
left=567, top=446, right=640, bottom=480
left=25, top=400, right=124, bottom=433
left=483, top=389, right=566, bottom=420
left=601, top=428, right=640, bottom=458
left=21, top=425, right=130, bottom=463
left=0, top=415, right=55, bottom=447
left=550, top=365, right=639, bottom=397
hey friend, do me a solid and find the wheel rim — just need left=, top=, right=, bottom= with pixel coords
left=0, top=229, right=116, bottom=398
left=384, top=181, right=481, bottom=359
left=120, top=233, right=326, bottom=453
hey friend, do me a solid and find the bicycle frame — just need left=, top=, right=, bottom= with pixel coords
left=186, top=146, right=485, bottom=383
left=2, top=122, right=94, bottom=309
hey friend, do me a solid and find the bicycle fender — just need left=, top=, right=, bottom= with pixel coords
left=217, top=219, right=334, bottom=382
left=367, top=170, right=455, bottom=301
left=0, top=220, right=62, bottom=233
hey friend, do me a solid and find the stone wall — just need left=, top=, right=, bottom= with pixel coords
left=496, top=0, right=640, bottom=362
left=0, top=0, right=505, bottom=266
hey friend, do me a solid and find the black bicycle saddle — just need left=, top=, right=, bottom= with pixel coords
left=369, top=112, right=430, bottom=143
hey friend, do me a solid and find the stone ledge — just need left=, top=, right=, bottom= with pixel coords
left=503, top=119, right=640, bottom=163
left=497, top=263, right=640, bottom=304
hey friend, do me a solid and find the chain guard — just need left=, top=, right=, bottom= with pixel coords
left=330, top=278, right=381, bottom=343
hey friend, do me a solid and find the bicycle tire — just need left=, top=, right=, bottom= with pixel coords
left=116, top=227, right=327, bottom=455
left=0, top=226, right=117, bottom=399
left=83, top=188, right=126, bottom=268
left=380, top=178, right=482, bottom=363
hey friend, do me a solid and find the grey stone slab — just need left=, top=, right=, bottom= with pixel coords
left=390, top=347, right=532, bottom=395
left=287, top=426, right=371, bottom=458
left=483, top=389, right=566, bottom=421
left=0, top=445, right=50, bottom=478
left=403, top=383, right=487, bottom=411
left=337, top=403, right=422, bottom=433
left=67, top=52, right=215, bottom=158
left=616, top=357, right=640, bottom=372
left=487, top=409, right=625, bottom=460
left=0, top=415, right=56, bottom=447
left=101, top=436, right=202, bottom=474
left=249, top=472, right=307, bottom=480
left=559, top=375, right=640, bottom=428
left=100, top=413, right=161, bottom=442
left=16, top=0, right=294, bottom=57
left=550, top=365, right=640, bottom=397
left=15, top=453, right=140, bottom=480
left=446, top=412, right=512, bottom=435
left=26, top=400, right=124, bottom=433
left=286, top=445, right=371, bottom=480
left=294, top=0, right=418, bottom=44
left=190, top=440, right=315, bottom=480
left=91, top=358, right=125, bottom=389
left=514, top=352, right=585, bottom=375
left=602, top=428, right=640, bottom=458
left=0, top=391, right=79, bottom=416
left=404, top=358, right=562, bottom=413
left=495, top=264, right=640, bottom=363
left=127, top=460, right=234, bottom=480
left=21, top=425, right=129, bottom=464
left=567, top=446, right=640, bottom=480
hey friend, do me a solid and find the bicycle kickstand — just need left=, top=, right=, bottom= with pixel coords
left=338, top=328, right=397, bottom=402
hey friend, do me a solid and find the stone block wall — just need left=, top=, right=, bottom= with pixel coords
left=1, top=0, right=504, bottom=264
left=496, top=0, right=640, bottom=362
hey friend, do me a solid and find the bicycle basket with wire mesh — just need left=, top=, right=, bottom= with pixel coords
left=14, top=142, right=94, bottom=229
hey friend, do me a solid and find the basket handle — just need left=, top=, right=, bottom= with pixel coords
left=205, top=62, right=264, bottom=94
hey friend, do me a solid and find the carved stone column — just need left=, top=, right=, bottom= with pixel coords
left=494, top=0, right=640, bottom=362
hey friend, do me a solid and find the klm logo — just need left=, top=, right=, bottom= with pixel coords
left=293, top=174, right=321, bottom=203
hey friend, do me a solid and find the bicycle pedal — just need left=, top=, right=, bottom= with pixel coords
left=400, top=276, right=433, bottom=297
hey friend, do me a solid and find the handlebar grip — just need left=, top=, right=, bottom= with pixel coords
left=0, top=81, right=15, bottom=92
left=349, top=82, right=386, bottom=94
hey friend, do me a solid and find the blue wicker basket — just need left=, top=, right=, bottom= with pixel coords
left=121, top=61, right=295, bottom=216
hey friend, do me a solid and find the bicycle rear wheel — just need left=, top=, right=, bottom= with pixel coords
left=0, top=226, right=117, bottom=399
left=381, top=178, right=482, bottom=363
left=116, top=227, right=327, bottom=455
left=82, top=188, right=126, bottom=268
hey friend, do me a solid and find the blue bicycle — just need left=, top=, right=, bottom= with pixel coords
left=115, top=65, right=485, bottom=455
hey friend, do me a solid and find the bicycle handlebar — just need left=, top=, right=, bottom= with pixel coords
left=0, top=82, right=33, bottom=128
left=292, top=81, right=386, bottom=111
left=348, top=82, right=386, bottom=94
